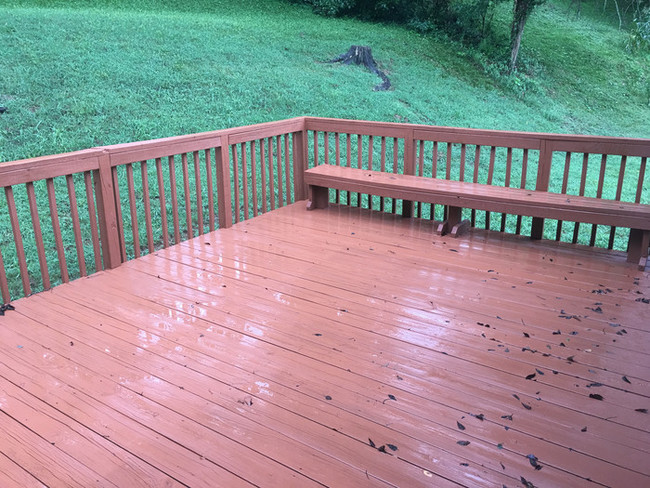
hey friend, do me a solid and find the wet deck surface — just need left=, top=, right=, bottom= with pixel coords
left=1, top=202, right=649, bottom=487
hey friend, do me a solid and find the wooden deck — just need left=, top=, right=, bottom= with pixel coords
left=1, top=202, right=649, bottom=488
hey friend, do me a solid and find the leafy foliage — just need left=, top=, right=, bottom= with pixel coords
left=627, top=7, right=650, bottom=53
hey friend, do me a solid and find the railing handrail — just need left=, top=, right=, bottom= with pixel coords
left=304, top=116, right=650, bottom=150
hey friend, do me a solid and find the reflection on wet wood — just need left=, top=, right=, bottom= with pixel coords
left=1, top=203, right=648, bottom=487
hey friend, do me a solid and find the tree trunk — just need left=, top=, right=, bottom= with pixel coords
left=509, top=12, right=528, bottom=73
left=329, top=45, right=391, bottom=91
left=510, top=0, right=539, bottom=73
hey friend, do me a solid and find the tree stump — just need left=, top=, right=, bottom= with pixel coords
left=329, top=45, right=391, bottom=91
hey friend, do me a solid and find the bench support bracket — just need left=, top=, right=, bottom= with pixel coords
left=307, top=185, right=329, bottom=211
left=436, top=206, right=470, bottom=237
left=628, top=228, right=650, bottom=271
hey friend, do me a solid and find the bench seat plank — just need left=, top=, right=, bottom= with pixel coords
left=305, top=165, right=650, bottom=230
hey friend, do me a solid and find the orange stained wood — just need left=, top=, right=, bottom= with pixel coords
left=0, top=202, right=648, bottom=488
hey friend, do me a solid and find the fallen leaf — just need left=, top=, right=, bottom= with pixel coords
left=456, top=421, right=466, bottom=431
left=457, top=440, right=470, bottom=446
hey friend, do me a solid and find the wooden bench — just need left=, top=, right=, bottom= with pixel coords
left=304, top=164, right=650, bottom=270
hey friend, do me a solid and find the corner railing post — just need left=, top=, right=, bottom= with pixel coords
left=95, top=150, right=122, bottom=269
left=531, top=139, right=553, bottom=240
left=402, top=128, right=416, bottom=218
left=216, top=134, right=233, bottom=228
left=292, top=124, right=308, bottom=201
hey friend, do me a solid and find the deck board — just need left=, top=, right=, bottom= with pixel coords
left=1, top=202, right=649, bottom=487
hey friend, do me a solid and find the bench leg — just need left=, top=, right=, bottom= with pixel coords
left=628, top=228, right=650, bottom=271
left=437, top=206, right=469, bottom=237
left=402, top=200, right=414, bottom=218
left=531, top=217, right=544, bottom=240
left=306, top=185, right=329, bottom=211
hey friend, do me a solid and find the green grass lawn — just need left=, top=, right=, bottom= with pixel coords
left=1, top=0, right=648, bottom=163
left=0, top=0, right=648, bottom=299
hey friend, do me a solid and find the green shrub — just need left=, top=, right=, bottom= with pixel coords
left=626, top=7, right=650, bottom=53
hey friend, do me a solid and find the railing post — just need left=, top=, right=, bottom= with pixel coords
left=216, top=135, right=233, bottom=228
left=292, top=129, right=308, bottom=201
left=94, top=151, right=122, bottom=269
left=402, top=128, right=416, bottom=218
left=531, top=139, right=553, bottom=240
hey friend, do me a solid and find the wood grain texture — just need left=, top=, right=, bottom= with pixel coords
left=1, top=202, right=648, bottom=488
left=305, top=165, right=650, bottom=229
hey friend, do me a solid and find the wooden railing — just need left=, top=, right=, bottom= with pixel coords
left=1, top=116, right=648, bottom=302
left=305, top=118, right=649, bottom=249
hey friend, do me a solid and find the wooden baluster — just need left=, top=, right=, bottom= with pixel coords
left=391, top=137, right=398, bottom=214
left=380, top=136, right=386, bottom=211
left=485, top=146, right=496, bottom=230
left=591, top=154, right=608, bottom=247
left=125, top=163, right=141, bottom=258
left=335, top=133, right=341, bottom=166
left=83, top=171, right=102, bottom=271
left=0, top=244, right=10, bottom=303
left=231, top=146, right=241, bottom=223
left=260, top=140, right=267, bottom=213
left=368, top=135, right=374, bottom=210
left=181, top=153, right=194, bottom=234
left=251, top=141, right=258, bottom=217
left=313, top=131, right=319, bottom=167
left=357, top=134, right=363, bottom=207
left=445, top=143, right=452, bottom=180
left=155, top=158, right=170, bottom=248
left=636, top=157, right=647, bottom=204
left=26, top=182, right=50, bottom=290
left=417, top=139, right=424, bottom=218
left=65, top=174, right=87, bottom=276
left=111, top=166, right=127, bottom=262
left=608, top=155, right=627, bottom=249
left=431, top=141, right=439, bottom=221
left=5, top=186, right=31, bottom=295
left=46, top=178, right=69, bottom=283
left=334, top=132, right=341, bottom=203
left=276, top=135, right=284, bottom=207
left=324, top=131, right=329, bottom=164
left=140, top=161, right=154, bottom=252
left=168, top=155, right=181, bottom=243
left=516, top=149, right=528, bottom=235
left=500, top=147, right=513, bottom=233
left=556, top=152, right=572, bottom=241
left=471, top=145, right=481, bottom=227
left=459, top=143, right=467, bottom=182
left=284, top=134, right=291, bottom=204
left=240, top=144, right=249, bottom=221
left=572, top=153, right=590, bottom=244
left=267, top=138, right=275, bottom=211
left=346, top=133, right=352, bottom=206
left=205, top=149, right=215, bottom=231
left=193, top=151, right=204, bottom=232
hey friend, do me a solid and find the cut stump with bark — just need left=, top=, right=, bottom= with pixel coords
left=329, top=45, right=391, bottom=91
